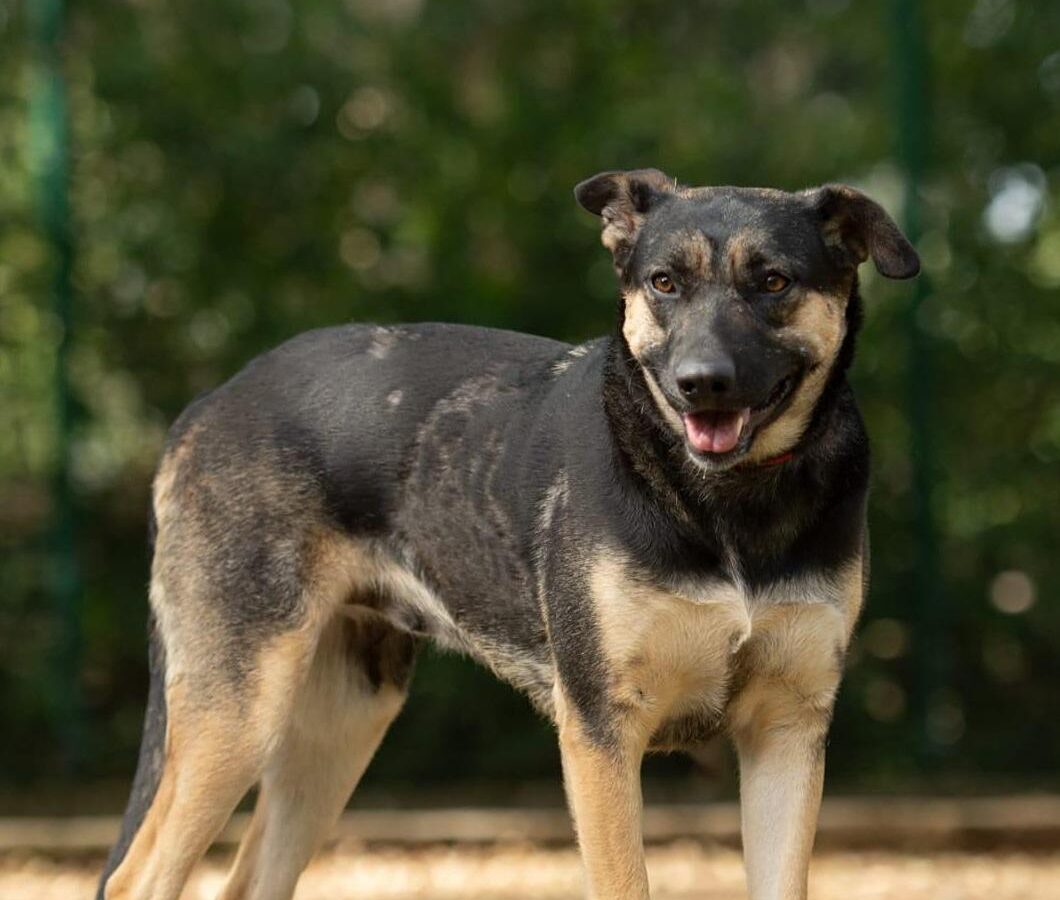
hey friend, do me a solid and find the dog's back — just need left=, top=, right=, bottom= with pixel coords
left=165, top=321, right=571, bottom=534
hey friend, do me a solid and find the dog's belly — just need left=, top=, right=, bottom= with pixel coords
left=649, top=708, right=727, bottom=752
left=337, top=538, right=557, bottom=713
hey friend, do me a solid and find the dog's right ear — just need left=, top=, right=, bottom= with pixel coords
left=574, top=169, right=676, bottom=266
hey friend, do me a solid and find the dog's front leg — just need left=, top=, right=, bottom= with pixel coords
left=555, top=687, right=650, bottom=900
left=733, top=701, right=830, bottom=900
left=729, top=571, right=861, bottom=900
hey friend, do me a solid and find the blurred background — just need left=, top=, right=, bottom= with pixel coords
left=2, top=0, right=1059, bottom=813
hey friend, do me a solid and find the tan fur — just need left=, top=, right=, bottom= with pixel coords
left=730, top=559, right=863, bottom=753
left=600, top=205, right=640, bottom=256
left=675, top=228, right=714, bottom=278
left=554, top=685, right=650, bottom=900
left=727, top=558, right=864, bottom=900
left=105, top=628, right=320, bottom=900
left=641, top=365, right=686, bottom=433
left=553, top=551, right=757, bottom=899
left=218, top=618, right=407, bottom=900
left=728, top=604, right=846, bottom=745
left=726, top=228, right=769, bottom=274
left=734, top=716, right=825, bottom=900
left=585, top=549, right=863, bottom=751
left=590, top=552, right=751, bottom=744
left=556, top=551, right=863, bottom=900
left=621, top=287, right=665, bottom=359
left=149, top=441, right=228, bottom=704
left=106, top=440, right=224, bottom=897
left=747, top=288, right=848, bottom=463
left=108, top=523, right=403, bottom=900
left=150, top=423, right=202, bottom=537
left=103, top=722, right=178, bottom=899
left=620, top=292, right=687, bottom=455
left=597, top=170, right=676, bottom=258
left=112, top=503, right=442, bottom=900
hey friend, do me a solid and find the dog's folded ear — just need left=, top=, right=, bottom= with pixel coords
left=809, top=184, right=920, bottom=280
left=575, top=169, right=676, bottom=266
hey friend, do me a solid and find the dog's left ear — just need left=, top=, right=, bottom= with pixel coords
left=809, top=184, right=920, bottom=279
left=575, top=168, right=677, bottom=266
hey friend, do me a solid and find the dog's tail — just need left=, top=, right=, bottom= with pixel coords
left=96, top=610, right=168, bottom=899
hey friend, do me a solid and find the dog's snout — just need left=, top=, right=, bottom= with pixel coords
left=675, top=358, right=736, bottom=400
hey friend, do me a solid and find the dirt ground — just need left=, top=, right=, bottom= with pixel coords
left=4, top=843, right=1059, bottom=900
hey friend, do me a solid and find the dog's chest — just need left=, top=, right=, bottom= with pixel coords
left=589, top=553, right=859, bottom=748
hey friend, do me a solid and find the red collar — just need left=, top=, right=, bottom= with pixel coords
left=739, top=449, right=795, bottom=470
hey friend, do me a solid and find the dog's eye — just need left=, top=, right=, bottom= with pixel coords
left=763, top=273, right=791, bottom=293
left=650, top=272, right=676, bottom=294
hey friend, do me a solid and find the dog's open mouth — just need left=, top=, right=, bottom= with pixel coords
left=682, top=408, right=750, bottom=454
left=680, top=375, right=796, bottom=458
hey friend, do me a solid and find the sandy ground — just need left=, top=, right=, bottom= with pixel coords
left=4, top=843, right=1059, bottom=900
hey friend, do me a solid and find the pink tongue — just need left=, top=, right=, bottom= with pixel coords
left=683, top=409, right=750, bottom=454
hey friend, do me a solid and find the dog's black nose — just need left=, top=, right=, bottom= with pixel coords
left=675, top=359, right=736, bottom=399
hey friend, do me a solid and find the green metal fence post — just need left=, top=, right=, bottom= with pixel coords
left=891, top=0, right=948, bottom=767
left=28, top=0, right=85, bottom=773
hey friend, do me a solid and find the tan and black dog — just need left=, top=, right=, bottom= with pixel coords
left=99, top=169, right=918, bottom=900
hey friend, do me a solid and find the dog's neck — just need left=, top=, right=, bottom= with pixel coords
left=601, top=283, right=866, bottom=532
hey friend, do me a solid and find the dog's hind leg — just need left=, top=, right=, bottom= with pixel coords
left=101, top=610, right=322, bottom=900
left=218, top=614, right=414, bottom=900
left=101, top=526, right=339, bottom=898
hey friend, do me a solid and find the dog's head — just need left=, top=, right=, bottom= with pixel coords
left=576, top=168, right=919, bottom=470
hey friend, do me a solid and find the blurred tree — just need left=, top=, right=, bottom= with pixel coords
left=0, top=0, right=1057, bottom=791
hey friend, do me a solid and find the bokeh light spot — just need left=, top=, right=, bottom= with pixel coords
left=989, top=570, right=1036, bottom=615
left=862, top=618, right=910, bottom=660
left=983, top=164, right=1046, bottom=244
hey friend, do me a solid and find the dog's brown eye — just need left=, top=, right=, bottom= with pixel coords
left=651, top=272, right=675, bottom=294
left=763, top=273, right=790, bottom=293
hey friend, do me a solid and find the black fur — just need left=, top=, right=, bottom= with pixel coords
left=133, top=312, right=868, bottom=733
left=102, top=176, right=918, bottom=896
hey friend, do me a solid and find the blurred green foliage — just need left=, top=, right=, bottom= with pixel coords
left=1, top=0, right=1058, bottom=791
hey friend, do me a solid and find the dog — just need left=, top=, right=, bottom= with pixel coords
left=99, top=168, right=918, bottom=900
